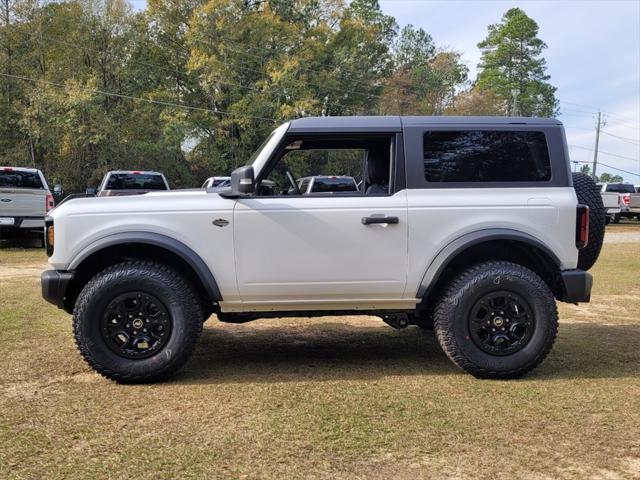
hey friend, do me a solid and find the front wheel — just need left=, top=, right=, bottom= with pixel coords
left=434, top=261, right=558, bottom=379
left=73, top=261, right=203, bottom=383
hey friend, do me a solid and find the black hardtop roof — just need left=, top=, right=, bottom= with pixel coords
left=287, top=115, right=562, bottom=133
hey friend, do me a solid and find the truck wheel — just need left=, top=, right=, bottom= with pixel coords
left=571, top=172, right=605, bottom=270
left=612, top=213, right=621, bottom=224
left=73, top=261, right=203, bottom=383
left=433, top=261, right=558, bottom=379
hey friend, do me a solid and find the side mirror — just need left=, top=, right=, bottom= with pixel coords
left=53, top=184, right=63, bottom=195
left=229, top=166, right=255, bottom=195
left=85, top=187, right=97, bottom=196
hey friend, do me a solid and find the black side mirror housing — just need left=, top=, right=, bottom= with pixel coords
left=227, top=166, right=255, bottom=196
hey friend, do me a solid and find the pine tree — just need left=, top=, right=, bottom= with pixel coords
left=476, top=8, right=558, bottom=117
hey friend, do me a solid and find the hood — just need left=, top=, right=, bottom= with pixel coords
left=50, top=188, right=231, bottom=219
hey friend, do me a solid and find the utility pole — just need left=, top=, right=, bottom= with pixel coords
left=592, top=111, right=604, bottom=180
left=510, top=89, right=520, bottom=117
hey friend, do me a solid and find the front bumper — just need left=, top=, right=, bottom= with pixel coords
left=560, top=270, right=592, bottom=303
left=41, top=270, right=74, bottom=310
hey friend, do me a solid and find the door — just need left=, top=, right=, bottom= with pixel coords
left=232, top=134, right=408, bottom=306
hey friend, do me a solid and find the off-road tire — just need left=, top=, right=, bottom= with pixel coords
left=572, top=172, right=605, bottom=270
left=434, top=261, right=558, bottom=379
left=73, top=261, right=203, bottom=383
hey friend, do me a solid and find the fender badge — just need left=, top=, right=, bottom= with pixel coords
left=212, top=218, right=229, bottom=227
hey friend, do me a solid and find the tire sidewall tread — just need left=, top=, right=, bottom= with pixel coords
left=73, top=261, right=203, bottom=383
left=434, top=261, right=558, bottom=379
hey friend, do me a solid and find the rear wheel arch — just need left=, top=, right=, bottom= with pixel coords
left=417, top=230, right=563, bottom=306
left=64, top=233, right=221, bottom=313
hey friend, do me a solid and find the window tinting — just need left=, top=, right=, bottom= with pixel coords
left=423, top=131, right=551, bottom=183
left=0, top=171, right=44, bottom=189
left=604, top=183, right=635, bottom=193
left=105, top=173, right=167, bottom=190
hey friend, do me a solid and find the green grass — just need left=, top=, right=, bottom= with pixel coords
left=1, top=241, right=639, bottom=479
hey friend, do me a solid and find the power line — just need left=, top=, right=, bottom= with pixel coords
left=24, top=31, right=386, bottom=107
left=0, top=72, right=278, bottom=123
left=561, top=100, right=640, bottom=128
left=573, top=160, right=640, bottom=178
left=568, top=143, right=639, bottom=163
left=600, top=130, right=640, bottom=146
left=564, top=125, right=594, bottom=132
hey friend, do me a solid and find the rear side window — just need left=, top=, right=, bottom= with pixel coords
left=310, top=177, right=358, bottom=193
left=423, top=131, right=551, bottom=183
left=0, top=170, right=44, bottom=189
left=105, top=173, right=167, bottom=190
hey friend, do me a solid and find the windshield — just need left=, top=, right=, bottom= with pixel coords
left=105, top=173, right=167, bottom=191
left=0, top=170, right=44, bottom=189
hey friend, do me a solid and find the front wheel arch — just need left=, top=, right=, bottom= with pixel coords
left=64, top=234, right=221, bottom=314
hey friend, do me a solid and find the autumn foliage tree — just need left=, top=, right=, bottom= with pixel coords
left=0, top=1, right=558, bottom=192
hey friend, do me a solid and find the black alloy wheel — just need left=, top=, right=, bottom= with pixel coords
left=468, top=291, right=534, bottom=356
left=101, top=292, right=172, bottom=359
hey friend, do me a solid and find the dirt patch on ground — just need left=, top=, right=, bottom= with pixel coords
left=2, top=372, right=101, bottom=401
left=0, top=263, right=47, bottom=280
left=604, top=230, right=640, bottom=244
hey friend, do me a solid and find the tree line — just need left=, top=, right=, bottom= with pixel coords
left=0, top=0, right=559, bottom=192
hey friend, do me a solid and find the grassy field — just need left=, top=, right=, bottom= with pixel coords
left=1, top=229, right=639, bottom=479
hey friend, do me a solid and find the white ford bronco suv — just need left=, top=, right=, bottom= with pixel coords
left=41, top=116, right=605, bottom=383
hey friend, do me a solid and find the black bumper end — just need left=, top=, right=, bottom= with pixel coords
left=41, top=270, right=73, bottom=310
left=560, top=270, right=593, bottom=303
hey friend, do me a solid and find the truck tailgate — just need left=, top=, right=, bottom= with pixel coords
left=630, top=193, right=640, bottom=210
left=601, top=192, right=620, bottom=209
left=0, top=188, right=46, bottom=218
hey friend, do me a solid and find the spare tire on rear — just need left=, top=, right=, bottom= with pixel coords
left=572, top=172, right=605, bottom=270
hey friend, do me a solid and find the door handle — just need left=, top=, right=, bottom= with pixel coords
left=361, top=216, right=399, bottom=225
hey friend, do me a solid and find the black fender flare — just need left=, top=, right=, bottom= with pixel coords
left=416, top=228, right=561, bottom=298
left=68, top=232, right=222, bottom=301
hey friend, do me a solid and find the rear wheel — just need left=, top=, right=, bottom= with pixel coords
left=572, top=172, right=605, bottom=270
left=73, top=261, right=203, bottom=383
left=434, top=261, right=558, bottom=379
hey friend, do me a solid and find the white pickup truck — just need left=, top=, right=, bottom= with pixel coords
left=41, top=116, right=606, bottom=383
left=628, top=187, right=640, bottom=220
left=600, top=191, right=621, bottom=224
left=0, top=167, right=55, bottom=243
left=598, top=183, right=636, bottom=223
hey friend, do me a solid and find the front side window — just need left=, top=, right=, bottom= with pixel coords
left=258, top=136, right=392, bottom=196
left=423, top=130, right=551, bottom=183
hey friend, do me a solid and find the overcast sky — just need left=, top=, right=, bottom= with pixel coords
left=130, top=0, right=640, bottom=182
